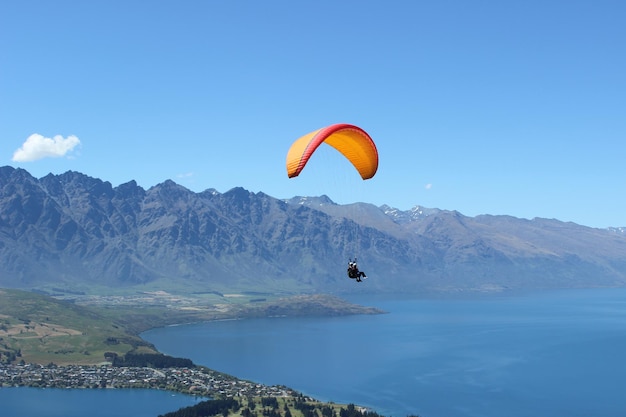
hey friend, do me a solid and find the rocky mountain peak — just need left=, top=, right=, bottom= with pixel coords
left=1, top=166, right=626, bottom=295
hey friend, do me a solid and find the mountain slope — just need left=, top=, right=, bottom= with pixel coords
left=1, top=166, right=625, bottom=295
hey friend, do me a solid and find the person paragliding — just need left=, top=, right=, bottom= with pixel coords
left=347, top=259, right=367, bottom=282
left=286, top=123, right=378, bottom=282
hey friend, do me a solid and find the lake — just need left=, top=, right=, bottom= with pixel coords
left=0, top=387, right=203, bottom=417
left=3, top=288, right=626, bottom=417
left=141, top=288, right=626, bottom=417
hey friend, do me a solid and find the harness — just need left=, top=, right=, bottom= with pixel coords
left=347, top=266, right=359, bottom=278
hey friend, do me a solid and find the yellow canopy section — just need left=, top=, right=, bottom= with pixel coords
left=286, top=123, right=378, bottom=180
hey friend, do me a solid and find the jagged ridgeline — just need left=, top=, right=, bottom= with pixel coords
left=1, top=166, right=626, bottom=294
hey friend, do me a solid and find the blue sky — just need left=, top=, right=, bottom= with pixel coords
left=1, top=1, right=625, bottom=228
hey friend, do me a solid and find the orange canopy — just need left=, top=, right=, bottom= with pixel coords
left=286, top=123, right=378, bottom=180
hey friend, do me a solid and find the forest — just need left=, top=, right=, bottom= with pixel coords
left=158, top=395, right=416, bottom=417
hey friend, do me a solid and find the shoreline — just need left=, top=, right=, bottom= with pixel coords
left=0, top=362, right=376, bottom=416
left=0, top=290, right=386, bottom=415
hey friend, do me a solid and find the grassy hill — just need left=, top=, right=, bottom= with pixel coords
left=0, top=288, right=155, bottom=365
left=1, top=288, right=384, bottom=365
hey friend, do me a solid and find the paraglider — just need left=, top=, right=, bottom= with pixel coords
left=286, top=123, right=378, bottom=283
left=347, top=259, right=367, bottom=282
left=285, top=123, right=378, bottom=180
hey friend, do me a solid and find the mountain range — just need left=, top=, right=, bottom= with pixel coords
left=1, top=165, right=625, bottom=295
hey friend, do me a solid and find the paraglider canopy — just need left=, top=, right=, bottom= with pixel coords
left=286, top=123, right=378, bottom=180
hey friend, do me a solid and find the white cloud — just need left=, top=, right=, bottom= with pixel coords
left=177, top=172, right=194, bottom=179
left=12, top=134, right=81, bottom=162
left=425, top=183, right=433, bottom=190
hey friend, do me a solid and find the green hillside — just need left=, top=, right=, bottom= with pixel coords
left=1, top=288, right=384, bottom=366
left=0, top=288, right=154, bottom=365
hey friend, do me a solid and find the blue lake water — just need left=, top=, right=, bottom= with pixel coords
left=4, top=288, right=626, bottom=417
left=0, top=387, right=203, bottom=417
left=141, top=288, right=626, bottom=417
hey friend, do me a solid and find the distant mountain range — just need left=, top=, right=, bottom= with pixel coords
left=1, top=165, right=625, bottom=295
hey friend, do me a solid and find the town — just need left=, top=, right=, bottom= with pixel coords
left=0, top=362, right=306, bottom=400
